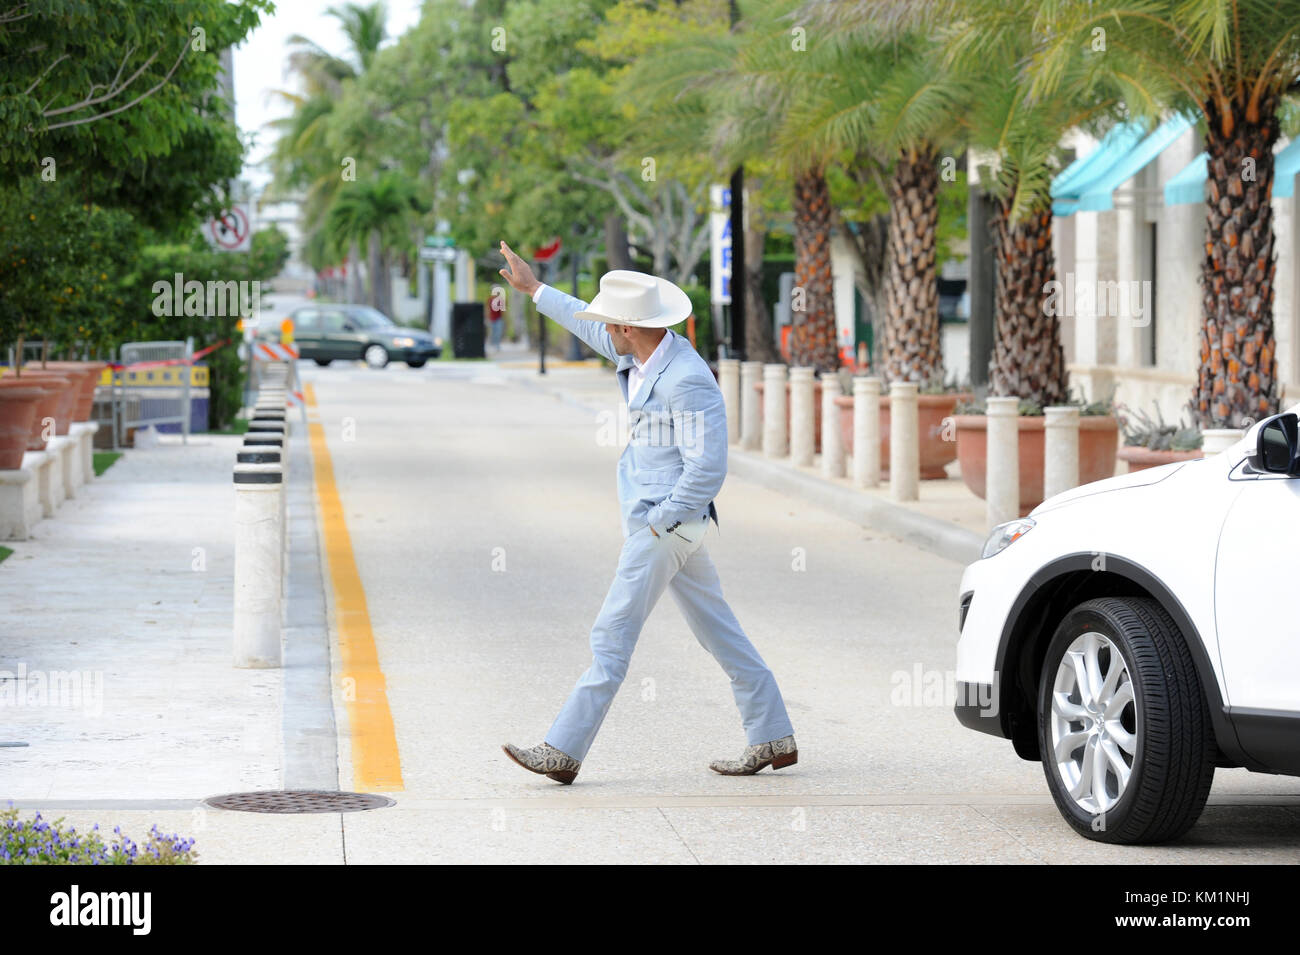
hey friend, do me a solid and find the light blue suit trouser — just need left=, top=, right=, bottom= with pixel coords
left=546, top=515, right=795, bottom=762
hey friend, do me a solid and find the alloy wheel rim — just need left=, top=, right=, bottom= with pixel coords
left=1050, top=630, right=1137, bottom=816
left=364, top=345, right=386, bottom=367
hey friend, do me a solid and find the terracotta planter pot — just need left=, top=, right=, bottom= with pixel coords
left=30, top=361, right=106, bottom=421
left=0, top=378, right=45, bottom=468
left=12, top=370, right=77, bottom=443
left=754, top=378, right=825, bottom=454
left=1116, top=445, right=1203, bottom=472
left=954, top=414, right=1120, bottom=515
left=834, top=392, right=970, bottom=480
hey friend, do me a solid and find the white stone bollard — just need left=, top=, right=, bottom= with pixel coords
left=1202, top=428, right=1245, bottom=456
left=77, top=422, right=98, bottom=484
left=1043, top=406, right=1080, bottom=501
left=853, top=377, right=882, bottom=488
left=889, top=381, right=920, bottom=501
left=718, top=359, right=740, bottom=446
left=789, top=367, right=816, bottom=467
left=740, top=361, right=762, bottom=451
left=0, top=464, right=40, bottom=541
left=28, top=447, right=61, bottom=517
left=986, top=396, right=1021, bottom=529
left=233, top=461, right=284, bottom=668
left=51, top=434, right=78, bottom=501
left=762, top=364, right=788, bottom=458
left=821, top=372, right=845, bottom=478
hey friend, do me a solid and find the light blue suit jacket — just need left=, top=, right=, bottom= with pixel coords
left=535, top=284, right=723, bottom=538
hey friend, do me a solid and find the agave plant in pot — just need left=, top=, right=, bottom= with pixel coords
left=833, top=369, right=972, bottom=479
left=1115, top=402, right=1203, bottom=472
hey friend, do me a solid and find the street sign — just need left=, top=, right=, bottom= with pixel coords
left=710, top=184, right=731, bottom=304
left=419, top=246, right=456, bottom=263
left=207, top=205, right=252, bottom=252
left=534, top=237, right=562, bottom=262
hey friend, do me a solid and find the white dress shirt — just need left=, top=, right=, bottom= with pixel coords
left=533, top=283, right=674, bottom=404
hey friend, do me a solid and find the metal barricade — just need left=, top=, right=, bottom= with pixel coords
left=112, top=340, right=194, bottom=448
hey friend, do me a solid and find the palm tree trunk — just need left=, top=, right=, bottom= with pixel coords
left=347, top=239, right=363, bottom=304
left=883, top=153, right=942, bottom=384
left=367, top=229, right=383, bottom=310
left=1194, top=93, right=1281, bottom=429
left=989, top=198, right=1068, bottom=407
left=743, top=218, right=780, bottom=362
left=789, top=168, right=839, bottom=373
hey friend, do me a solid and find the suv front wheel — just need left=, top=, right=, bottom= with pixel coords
left=1037, top=596, right=1215, bottom=844
left=363, top=344, right=389, bottom=369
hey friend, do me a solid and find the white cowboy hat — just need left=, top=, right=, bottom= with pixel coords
left=574, top=270, right=693, bottom=328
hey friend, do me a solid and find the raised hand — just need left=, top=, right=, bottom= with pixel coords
left=498, top=240, right=541, bottom=296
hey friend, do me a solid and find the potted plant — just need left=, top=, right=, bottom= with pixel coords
left=953, top=392, right=1120, bottom=515
left=833, top=369, right=972, bottom=479
left=1115, top=403, right=1204, bottom=472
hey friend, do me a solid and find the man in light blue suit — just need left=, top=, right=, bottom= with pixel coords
left=497, top=241, right=796, bottom=785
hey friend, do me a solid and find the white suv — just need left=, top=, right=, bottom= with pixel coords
left=955, top=407, right=1300, bottom=844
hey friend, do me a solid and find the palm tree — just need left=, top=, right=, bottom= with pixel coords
left=325, top=172, right=422, bottom=315
left=266, top=2, right=389, bottom=303
left=1025, top=0, right=1300, bottom=428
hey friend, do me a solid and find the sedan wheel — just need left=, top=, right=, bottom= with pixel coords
left=1037, top=596, right=1215, bottom=844
left=363, top=344, right=389, bottom=369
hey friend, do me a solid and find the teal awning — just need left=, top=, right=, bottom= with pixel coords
left=1052, top=115, right=1194, bottom=216
left=1165, top=137, right=1300, bottom=205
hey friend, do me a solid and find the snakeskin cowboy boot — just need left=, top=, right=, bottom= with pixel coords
left=709, top=734, right=798, bottom=775
left=502, top=741, right=582, bottom=784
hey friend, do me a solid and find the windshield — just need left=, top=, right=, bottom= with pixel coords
left=350, top=306, right=395, bottom=329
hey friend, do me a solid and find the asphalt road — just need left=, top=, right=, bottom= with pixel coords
left=294, top=356, right=1300, bottom=863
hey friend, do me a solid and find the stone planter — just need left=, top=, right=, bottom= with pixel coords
left=1116, top=446, right=1203, bottom=472
left=954, top=413, right=1120, bottom=515
left=834, top=392, right=969, bottom=479
left=0, top=378, right=45, bottom=468
left=12, top=370, right=77, bottom=443
left=754, top=377, right=824, bottom=454
left=30, top=361, right=106, bottom=421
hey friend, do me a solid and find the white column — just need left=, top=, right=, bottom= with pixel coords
left=233, top=462, right=284, bottom=668
left=718, top=359, right=740, bottom=446
left=78, top=422, right=98, bottom=483
left=0, top=465, right=40, bottom=541
left=853, top=376, right=881, bottom=488
left=889, top=381, right=919, bottom=501
left=762, top=364, right=788, bottom=458
left=1043, top=405, right=1080, bottom=500
left=789, top=366, right=816, bottom=467
left=986, top=396, right=1021, bottom=528
left=740, top=361, right=762, bottom=451
left=821, top=372, right=845, bottom=478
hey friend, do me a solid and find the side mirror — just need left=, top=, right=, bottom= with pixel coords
left=1247, top=412, right=1299, bottom=474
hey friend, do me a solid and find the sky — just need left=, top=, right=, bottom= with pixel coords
left=231, top=0, right=424, bottom=192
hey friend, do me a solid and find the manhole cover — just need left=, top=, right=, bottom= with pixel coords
left=203, top=790, right=394, bottom=813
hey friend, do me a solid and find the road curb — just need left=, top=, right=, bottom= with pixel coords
left=726, top=448, right=983, bottom=565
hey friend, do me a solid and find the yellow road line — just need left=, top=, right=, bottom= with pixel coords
left=305, top=382, right=404, bottom=792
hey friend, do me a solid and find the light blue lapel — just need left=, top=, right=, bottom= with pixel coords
left=616, top=354, right=635, bottom=403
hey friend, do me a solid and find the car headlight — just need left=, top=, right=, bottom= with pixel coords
left=981, top=517, right=1035, bottom=559
left=391, top=337, right=415, bottom=347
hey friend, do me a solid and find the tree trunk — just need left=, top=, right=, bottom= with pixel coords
left=844, top=212, right=888, bottom=372
left=790, top=168, right=839, bottom=373
left=989, top=198, right=1068, bottom=408
left=367, top=230, right=383, bottom=311
left=882, top=154, right=942, bottom=384
left=1194, top=93, right=1280, bottom=429
left=743, top=218, right=780, bottom=363
left=347, top=238, right=363, bottom=304
left=604, top=211, right=633, bottom=271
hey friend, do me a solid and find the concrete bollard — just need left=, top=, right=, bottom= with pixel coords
left=986, top=396, right=1021, bottom=529
left=76, top=422, right=99, bottom=484
left=740, top=361, right=762, bottom=451
left=718, top=359, right=740, bottom=446
left=789, top=367, right=816, bottom=467
left=1202, top=428, right=1245, bottom=456
left=853, top=377, right=882, bottom=488
left=1043, top=405, right=1080, bottom=501
left=233, top=461, right=284, bottom=668
left=762, top=364, right=788, bottom=458
left=821, top=372, right=844, bottom=478
left=889, top=381, right=920, bottom=501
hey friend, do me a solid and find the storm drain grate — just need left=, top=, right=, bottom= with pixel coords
left=203, top=790, right=395, bottom=814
